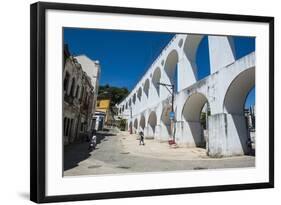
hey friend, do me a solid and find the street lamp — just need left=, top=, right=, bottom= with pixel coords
left=157, top=82, right=176, bottom=144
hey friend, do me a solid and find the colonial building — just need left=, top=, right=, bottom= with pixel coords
left=94, top=99, right=116, bottom=129
left=63, top=45, right=100, bottom=145
left=96, top=100, right=110, bottom=122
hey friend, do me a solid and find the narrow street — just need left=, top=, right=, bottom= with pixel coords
left=64, top=128, right=255, bottom=176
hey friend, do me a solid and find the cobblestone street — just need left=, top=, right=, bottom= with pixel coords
left=64, top=128, right=255, bottom=176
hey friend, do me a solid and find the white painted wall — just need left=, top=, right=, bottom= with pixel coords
left=118, top=34, right=255, bottom=155
left=118, top=35, right=241, bottom=118
left=75, top=55, right=100, bottom=89
left=122, top=50, right=255, bottom=157
left=208, top=36, right=236, bottom=73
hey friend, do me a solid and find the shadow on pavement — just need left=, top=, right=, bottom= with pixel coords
left=96, top=131, right=116, bottom=144
left=63, top=130, right=116, bottom=171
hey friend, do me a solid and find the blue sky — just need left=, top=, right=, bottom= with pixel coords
left=64, top=28, right=255, bottom=108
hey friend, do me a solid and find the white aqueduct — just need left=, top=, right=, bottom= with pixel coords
left=117, top=34, right=255, bottom=157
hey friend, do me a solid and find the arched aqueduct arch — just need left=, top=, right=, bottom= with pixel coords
left=118, top=34, right=255, bottom=157
left=137, top=87, right=142, bottom=101
left=221, top=67, right=255, bottom=154
left=161, top=104, right=172, bottom=136
left=182, top=92, right=209, bottom=147
left=143, top=79, right=150, bottom=97
left=183, top=34, right=204, bottom=77
left=164, top=50, right=179, bottom=89
left=147, top=111, right=157, bottom=138
left=152, top=67, right=161, bottom=95
left=223, top=67, right=255, bottom=115
left=133, top=118, right=138, bottom=129
left=132, top=93, right=136, bottom=104
left=129, top=121, right=132, bottom=131
left=139, top=115, right=146, bottom=131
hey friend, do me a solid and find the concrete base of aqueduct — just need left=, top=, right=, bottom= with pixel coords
left=137, top=112, right=250, bottom=158
left=207, top=113, right=250, bottom=157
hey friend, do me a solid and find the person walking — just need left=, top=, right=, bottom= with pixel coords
left=139, top=131, right=145, bottom=145
left=88, top=134, right=97, bottom=150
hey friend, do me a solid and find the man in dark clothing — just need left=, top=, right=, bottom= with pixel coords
left=88, top=135, right=97, bottom=150
left=139, top=131, right=145, bottom=145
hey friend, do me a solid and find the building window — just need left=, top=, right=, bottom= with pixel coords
left=65, top=118, right=70, bottom=137
left=63, top=72, right=70, bottom=93
left=80, top=86, right=84, bottom=101
left=63, top=117, right=67, bottom=136
left=68, top=119, right=73, bottom=139
left=75, top=85, right=80, bottom=98
left=70, top=78, right=76, bottom=97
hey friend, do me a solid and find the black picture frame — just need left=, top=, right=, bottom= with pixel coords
left=30, top=1, right=274, bottom=203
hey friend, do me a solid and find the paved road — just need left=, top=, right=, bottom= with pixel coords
left=64, top=128, right=255, bottom=176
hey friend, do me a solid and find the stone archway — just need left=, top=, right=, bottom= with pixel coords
left=182, top=92, right=209, bottom=147
left=139, top=115, right=146, bottom=132
left=133, top=118, right=138, bottom=133
left=164, top=50, right=179, bottom=91
left=132, top=93, right=136, bottom=104
left=129, top=121, right=132, bottom=133
left=183, top=34, right=204, bottom=79
left=143, top=79, right=150, bottom=98
left=160, top=104, right=172, bottom=140
left=223, top=67, right=255, bottom=115
left=147, top=111, right=157, bottom=139
left=137, top=87, right=142, bottom=101
left=221, top=67, right=255, bottom=154
left=152, top=67, right=161, bottom=96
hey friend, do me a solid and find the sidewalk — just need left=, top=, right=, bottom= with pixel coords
left=64, top=129, right=255, bottom=176
left=118, top=132, right=252, bottom=161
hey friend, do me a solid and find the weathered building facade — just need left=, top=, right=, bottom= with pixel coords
left=117, top=34, right=255, bottom=157
left=63, top=46, right=100, bottom=145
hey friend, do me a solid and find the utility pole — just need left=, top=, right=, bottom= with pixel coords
left=157, top=82, right=175, bottom=144
left=171, top=84, right=175, bottom=144
left=130, top=106, right=132, bottom=134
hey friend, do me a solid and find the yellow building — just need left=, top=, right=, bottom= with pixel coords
left=96, top=99, right=112, bottom=124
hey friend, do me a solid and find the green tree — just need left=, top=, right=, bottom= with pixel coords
left=98, top=84, right=129, bottom=107
left=119, top=119, right=127, bottom=131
